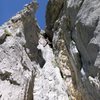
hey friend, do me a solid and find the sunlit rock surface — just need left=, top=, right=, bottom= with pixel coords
left=0, top=0, right=100, bottom=100
left=0, top=2, right=40, bottom=100
left=34, top=36, right=69, bottom=100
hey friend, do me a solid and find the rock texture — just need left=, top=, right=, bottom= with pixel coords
left=34, top=36, right=69, bottom=100
left=0, top=2, right=41, bottom=100
left=0, top=0, right=100, bottom=100
left=46, top=0, right=100, bottom=100
left=0, top=1, right=69, bottom=100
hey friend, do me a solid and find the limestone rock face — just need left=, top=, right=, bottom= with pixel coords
left=46, top=0, right=100, bottom=100
left=34, top=36, right=69, bottom=100
left=0, top=0, right=100, bottom=100
left=0, top=1, right=69, bottom=100
left=0, top=2, right=41, bottom=100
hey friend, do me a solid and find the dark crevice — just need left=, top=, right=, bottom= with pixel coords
left=79, top=0, right=85, bottom=9
left=60, top=70, right=64, bottom=79
left=8, top=79, right=20, bottom=86
left=0, top=71, right=11, bottom=80
left=0, top=71, right=20, bottom=86
left=0, top=39, right=6, bottom=44
left=37, top=50, right=45, bottom=68
left=42, top=33, right=53, bottom=48
left=21, top=57, right=30, bottom=71
left=0, top=35, right=7, bottom=44
left=0, top=94, right=2, bottom=98
left=45, top=0, right=64, bottom=42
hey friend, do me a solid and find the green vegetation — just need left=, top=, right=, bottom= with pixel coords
left=4, top=29, right=12, bottom=36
